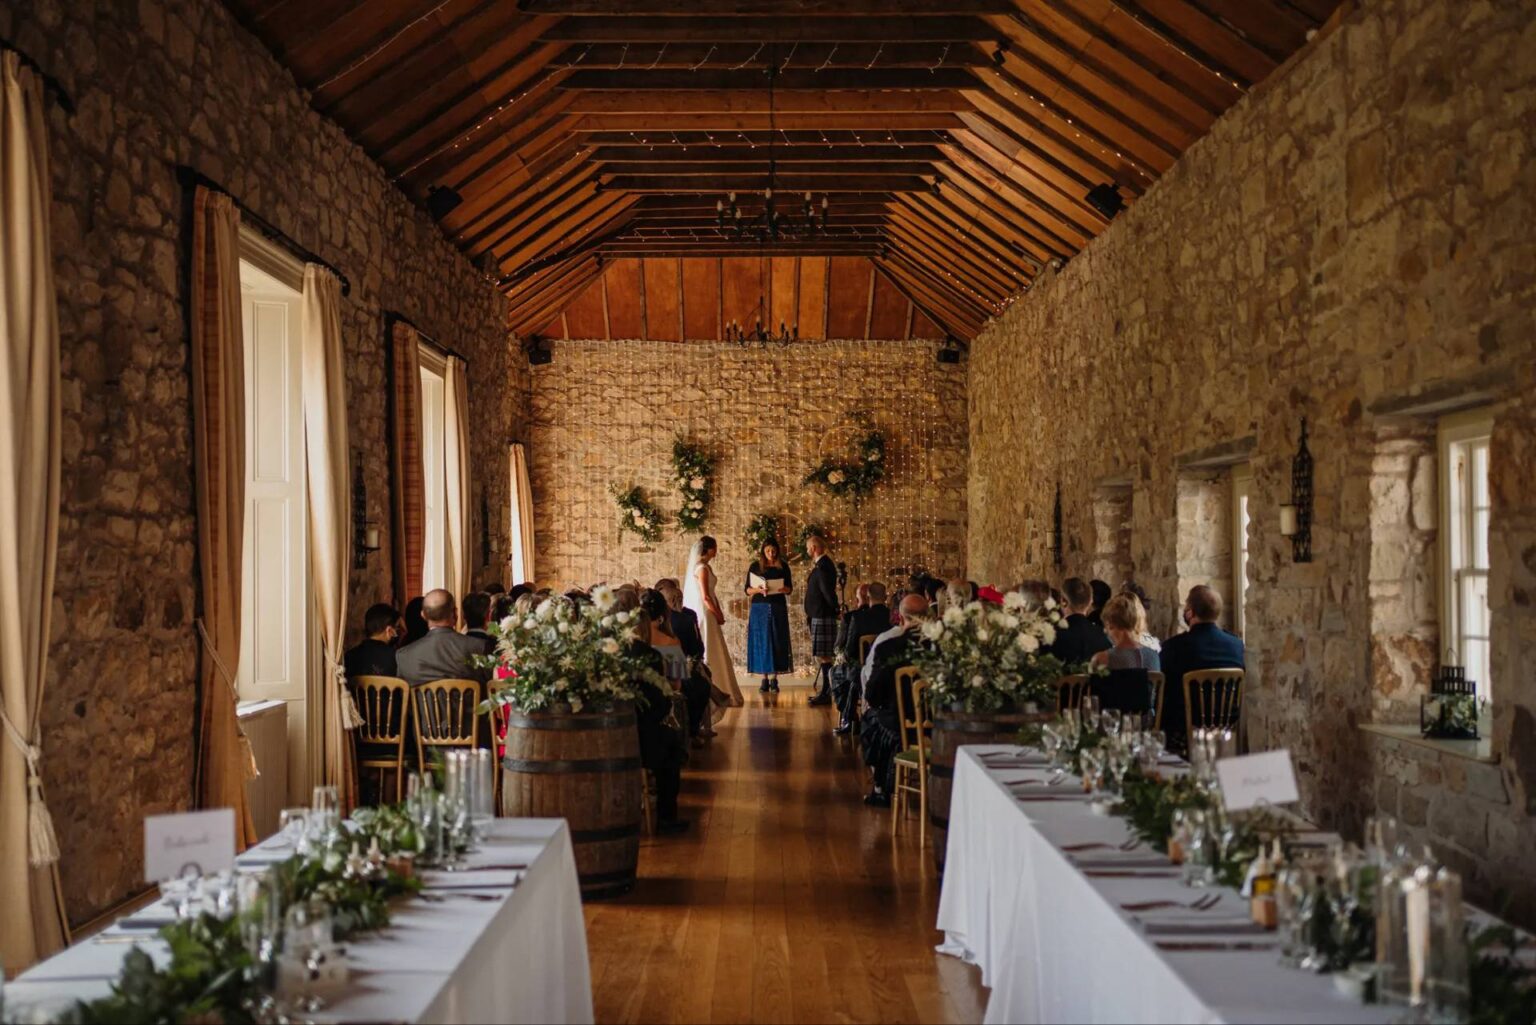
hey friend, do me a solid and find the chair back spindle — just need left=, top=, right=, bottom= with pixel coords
left=1182, top=668, right=1244, bottom=739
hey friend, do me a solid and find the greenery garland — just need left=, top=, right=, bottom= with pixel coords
left=803, top=412, right=885, bottom=506
left=792, top=523, right=827, bottom=563
left=743, top=512, right=783, bottom=555
left=57, top=808, right=423, bottom=1024
left=671, top=436, right=715, bottom=533
left=609, top=483, right=665, bottom=544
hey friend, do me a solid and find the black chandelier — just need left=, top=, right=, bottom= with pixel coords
left=715, top=63, right=829, bottom=243
left=726, top=253, right=798, bottom=348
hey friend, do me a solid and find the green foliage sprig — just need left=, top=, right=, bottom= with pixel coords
left=1470, top=924, right=1536, bottom=1024
left=743, top=513, right=783, bottom=555
left=803, top=412, right=885, bottom=506
left=671, top=437, right=715, bottom=533
left=610, top=483, right=665, bottom=544
left=60, top=810, right=423, bottom=1024
left=792, top=523, right=827, bottom=564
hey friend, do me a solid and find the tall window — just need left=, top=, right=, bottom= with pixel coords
left=236, top=239, right=308, bottom=704
left=419, top=348, right=448, bottom=592
left=1439, top=410, right=1493, bottom=701
left=1231, top=464, right=1252, bottom=637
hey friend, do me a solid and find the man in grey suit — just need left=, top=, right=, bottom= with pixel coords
left=396, top=589, right=492, bottom=686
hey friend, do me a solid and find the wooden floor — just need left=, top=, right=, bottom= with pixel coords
left=584, top=678, right=987, bottom=1025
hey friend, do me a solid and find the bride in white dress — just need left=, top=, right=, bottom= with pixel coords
left=683, top=535, right=743, bottom=722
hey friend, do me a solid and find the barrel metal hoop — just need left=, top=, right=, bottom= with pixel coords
left=505, top=714, right=634, bottom=731
left=502, top=756, right=643, bottom=774
left=569, top=823, right=642, bottom=843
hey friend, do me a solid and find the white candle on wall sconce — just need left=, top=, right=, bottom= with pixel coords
left=365, top=527, right=381, bottom=550
left=1279, top=505, right=1299, bottom=537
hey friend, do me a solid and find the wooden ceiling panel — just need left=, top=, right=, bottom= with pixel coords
left=681, top=257, right=721, bottom=340
left=562, top=275, right=608, bottom=337
left=604, top=258, right=645, bottom=338
left=643, top=257, right=682, bottom=341
left=223, top=0, right=1339, bottom=339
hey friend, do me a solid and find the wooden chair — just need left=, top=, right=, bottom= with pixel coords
left=1056, top=674, right=1090, bottom=715
left=352, top=676, right=413, bottom=804
left=858, top=633, right=879, bottom=666
left=1182, top=667, right=1244, bottom=741
left=891, top=668, right=932, bottom=848
left=1148, top=671, right=1166, bottom=731
left=413, top=679, right=486, bottom=772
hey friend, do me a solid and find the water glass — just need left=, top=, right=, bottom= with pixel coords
left=278, top=807, right=308, bottom=847
left=1081, top=695, right=1101, bottom=728
left=311, top=785, right=340, bottom=843
left=1079, top=747, right=1105, bottom=797
left=1181, top=809, right=1215, bottom=887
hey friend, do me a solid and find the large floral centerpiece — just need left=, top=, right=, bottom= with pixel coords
left=911, top=592, right=1068, bottom=713
left=484, top=587, right=666, bottom=714
left=671, top=436, right=715, bottom=533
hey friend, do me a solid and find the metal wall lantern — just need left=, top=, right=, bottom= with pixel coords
left=1278, top=417, right=1313, bottom=563
left=353, top=463, right=381, bottom=568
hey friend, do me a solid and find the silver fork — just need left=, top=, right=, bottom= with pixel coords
left=1121, top=893, right=1222, bottom=912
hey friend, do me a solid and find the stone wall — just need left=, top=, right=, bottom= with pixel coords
left=967, top=0, right=1536, bottom=920
left=1, top=0, right=527, bottom=923
left=528, top=339, right=967, bottom=666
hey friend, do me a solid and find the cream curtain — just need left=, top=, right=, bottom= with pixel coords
left=300, top=266, right=361, bottom=814
left=444, top=355, right=472, bottom=604
left=190, top=185, right=258, bottom=850
left=509, top=443, right=535, bottom=586
left=389, top=322, right=424, bottom=608
left=0, top=49, right=68, bottom=973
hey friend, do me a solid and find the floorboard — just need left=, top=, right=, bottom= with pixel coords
left=584, top=679, right=988, bottom=1024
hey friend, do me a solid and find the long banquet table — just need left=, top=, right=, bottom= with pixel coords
left=935, top=744, right=1399, bottom=1025
left=7, top=818, right=594, bottom=1024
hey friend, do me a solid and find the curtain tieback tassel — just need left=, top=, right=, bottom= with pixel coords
left=334, top=662, right=365, bottom=730
left=24, top=747, right=60, bottom=867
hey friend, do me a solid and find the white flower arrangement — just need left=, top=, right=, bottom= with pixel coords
left=911, top=599, right=1067, bottom=714
left=672, top=437, right=715, bottom=533
left=483, top=596, right=666, bottom=715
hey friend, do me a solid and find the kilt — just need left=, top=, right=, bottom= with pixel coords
left=808, top=616, right=838, bottom=659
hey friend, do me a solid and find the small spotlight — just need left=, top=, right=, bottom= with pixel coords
left=1085, top=182, right=1124, bottom=219
left=525, top=337, right=553, bottom=366
left=991, top=41, right=1008, bottom=66
left=937, top=336, right=963, bottom=364
left=426, top=185, right=463, bottom=220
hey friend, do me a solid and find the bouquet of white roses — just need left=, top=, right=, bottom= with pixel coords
left=911, top=592, right=1068, bottom=713
left=483, top=585, right=666, bottom=714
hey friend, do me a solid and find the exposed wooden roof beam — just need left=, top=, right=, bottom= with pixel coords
left=552, top=42, right=990, bottom=68
left=590, top=144, right=944, bottom=164
left=579, top=129, right=950, bottom=146
left=569, top=113, right=967, bottom=131
left=522, top=0, right=1014, bottom=13
left=539, top=15, right=1001, bottom=42
left=568, top=90, right=970, bottom=115
left=598, top=174, right=934, bottom=193
left=598, top=161, right=939, bottom=177
left=1105, top=0, right=1258, bottom=91
left=559, top=68, right=977, bottom=91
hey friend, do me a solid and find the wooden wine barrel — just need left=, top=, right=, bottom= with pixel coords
left=500, top=703, right=641, bottom=900
left=928, top=706, right=1053, bottom=872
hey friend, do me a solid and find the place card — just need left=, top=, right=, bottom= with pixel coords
left=1215, top=750, right=1299, bottom=812
left=144, top=809, right=236, bottom=882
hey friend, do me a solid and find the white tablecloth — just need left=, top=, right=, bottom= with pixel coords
left=8, top=818, right=593, bottom=1024
left=936, top=745, right=1396, bottom=1025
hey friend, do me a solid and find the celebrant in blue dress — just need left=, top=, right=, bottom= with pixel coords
left=745, top=540, right=793, bottom=694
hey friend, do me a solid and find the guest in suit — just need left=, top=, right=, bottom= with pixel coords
left=835, top=583, right=894, bottom=736
left=344, top=603, right=402, bottom=679
left=1050, top=577, right=1112, bottom=667
left=462, top=591, right=496, bottom=655
left=803, top=533, right=840, bottom=706
left=1159, top=585, right=1244, bottom=753
left=396, top=589, right=492, bottom=686
left=859, top=594, right=930, bottom=807
left=831, top=584, right=869, bottom=735
left=833, top=584, right=869, bottom=666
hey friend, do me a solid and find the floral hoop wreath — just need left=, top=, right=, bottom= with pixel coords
left=804, top=411, right=885, bottom=506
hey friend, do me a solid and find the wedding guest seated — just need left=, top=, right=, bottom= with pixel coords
left=462, top=591, right=496, bottom=655
left=396, top=589, right=492, bottom=686
left=1120, top=580, right=1162, bottom=651
left=831, top=584, right=868, bottom=731
left=1050, top=577, right=1111, bottom=666
left=344, top=603, right=402, bottom=679
left=657, top=578, right=716, bottom=741
left=1088, top=593, right=1159, bottom=717
left=641, top=588, right=710, bottom=748
left=1087, top=579, right=1113, bottom=628
left=617, top=590, right=688, bottom=834
left=1017, top=579, right=1053, bottom=611
left=1159, top=585, right=1244, bottom=752
left=859, top=594, right=930, bottom=807
left=401, top=595, right=429, bottom=646
left=836, top=583, right=893, bottom=736
left=490, top=592, right=515, bottom=626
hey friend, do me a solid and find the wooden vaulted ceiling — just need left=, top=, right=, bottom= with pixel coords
left=226, top=0, right=1341, bottom=340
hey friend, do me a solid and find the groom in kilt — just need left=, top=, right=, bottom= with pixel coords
left=803, top=533, right=839, bottom=705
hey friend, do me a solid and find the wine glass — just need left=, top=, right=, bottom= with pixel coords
left=1079, top=746, right=1105, bottom=798
left=278, top=807, right=308, bottom=849
left=311, top=785, right=340, bottom=845
left=1181, top=809, right=1214, bottom=887
left=1081, top=695, right=1101, bottom=730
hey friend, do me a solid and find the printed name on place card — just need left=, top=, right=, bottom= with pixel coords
left=144, top=809, right=236, bottom=882
left=1215, top=750, right=1299, bottom=812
